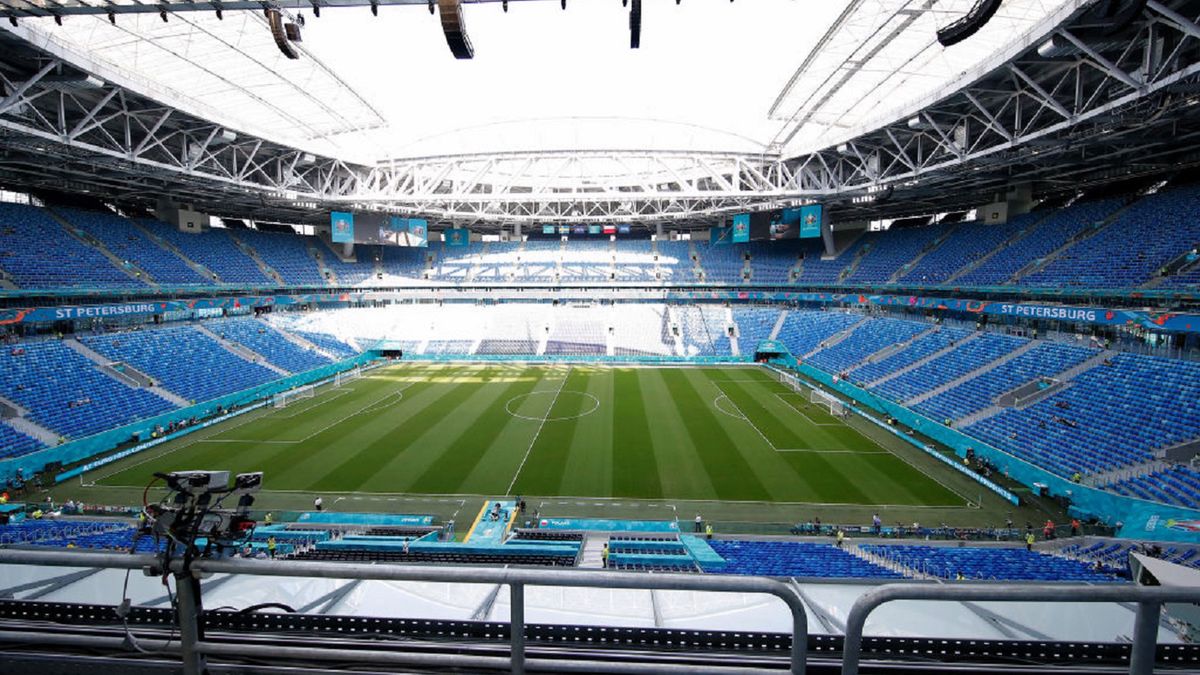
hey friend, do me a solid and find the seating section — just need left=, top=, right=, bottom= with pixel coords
left=0, top=423, right=44, bottom=459
left=82, top=326, right=280, bottom=404
left=231, top=229, right=325, bottom=286
left=142, top=220, right=272, bottom=284
left=1026, top=187, right=1200, bottom=287
left=0, top=519, right=132, bottom=546
left=1103, top=465, right=1200, bottom=510
left=848, top=327, right=971, bottom=385
left=676, top=305, right=729, bottom=356
left=955, top=200, right=1119, bottom=286
left=860, top=544, right=1122, bottom=582
left=733, top=307, right=780, bottom=356
left=218, top=318, right=333, bottom=373
left=0, top=340, right=175, bottom=440
left=56, top=208, right=208, bottom=285
left=613, top=239, right=657, bottom=281
left=0, top=187, right=1197, bottom=292
left=320, top=246, right=377, bottom=286
left=705, top=540, right=901, bottom=578
left=695, top=242, right=744, bottom=284
left=560, top=240, right=612, bottom=282
left=611, top=305, right=674, bottom=356
left=654, top=241, right=695, bottom=282
left=871, top=333, right=1028, bottom=402
left=0, top=203, right=142, bottom=289
left=797, top=237, right=862, bottom=285
left=378, top=244, right=428, bottom=283
left=895, top=215, right=1038, bottom=286
left=748, top=241, right=798, bottom=284
left=846, top=222, right=951, bottom=284
left=806, top=317, right=929, bottom=374
left=965, top=353, right=1200, bottom=478
left=914, top=342, right=1097, bottom=422
left=776, top=311, right=863, bottom=358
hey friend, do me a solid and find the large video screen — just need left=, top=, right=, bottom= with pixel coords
left=747, top=205, right=824, bottom=241
left=329, top=212, right=427, bottom=247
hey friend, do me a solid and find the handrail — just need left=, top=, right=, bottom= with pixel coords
left=840, top=582, right=1200, bottom=675
left=0, top=548, right=809, bottom=675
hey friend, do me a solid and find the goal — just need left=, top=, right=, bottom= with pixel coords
left=273, top=384, right=315, bottom=408
left=335, top=367, right=362, bottom=388
left=809, top=388, right=847, bottom=417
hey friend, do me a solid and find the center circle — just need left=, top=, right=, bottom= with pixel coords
left=505, top=390, right=601, bottom=422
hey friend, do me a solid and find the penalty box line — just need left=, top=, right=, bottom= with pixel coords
left=203, top=381, right=416, bottom=446
left=712, top=384, right=888, bottom=455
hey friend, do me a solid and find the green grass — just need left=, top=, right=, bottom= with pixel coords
left=90, top=363, right=964, bottom=507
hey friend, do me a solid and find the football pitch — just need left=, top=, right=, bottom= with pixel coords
left=88, top=363, right=969, bottom=509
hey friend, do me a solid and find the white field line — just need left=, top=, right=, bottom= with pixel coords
left=506, top=365, right=571, bottom=495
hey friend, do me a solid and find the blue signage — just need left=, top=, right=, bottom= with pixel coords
left=444, top=227, right=470, bottom=247
left=331, top=211, right=354, bottom=243
left=732, top=214, right=751, bottom=243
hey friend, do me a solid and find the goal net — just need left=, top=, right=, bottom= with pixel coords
left=274, top=385, right=315, bottom=408
left=335, top=367, right=362, bottom=388
left=809, top=388, right=846, bottom=417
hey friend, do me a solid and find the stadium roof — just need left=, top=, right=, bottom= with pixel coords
left=2, top=0, right=1083, bottom=162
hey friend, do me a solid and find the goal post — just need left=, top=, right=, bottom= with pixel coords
left=809, top=388, right=846, bottom=417
left=274, top=384, right=316, bottom=408
left=776, top=368, right=802, bottom=393
left=335, top=367, right=362, bottom=388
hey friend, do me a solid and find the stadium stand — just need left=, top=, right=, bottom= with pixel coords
left=806, top=317, right=930, bottom=374
left=81, top=326, right=280, bottom=404
left=140, top=220, right=272, bottom=284
left=0, top=423, right=44, bottom=459
left=1104, top=465, right=1200, bottom=510
left=229, top=229, right=325, bottom=286
left=733, top=306, right=780, bottom=356
left=796, top=237, right=863, bottom=284
left=913, top=342, right=1097, bottom=422
left=55, top=208, right=209, bottom=285
left=217, top=318, right=333, bottom=373
left=747, top=241, right=798, bottom=284
left=776, top=311, right=863, bottom=358
left=695, top=242, right=745, bottom=284
left=0, top=339, right=176, bottom=441
left=705, top=540, right=901, bottom=578
left=895, top=215, right=1037, bottom=286
left=964, top=353, right=1200, bottom=478
left=0, top=203, right=144, bottom=289
left=1026, top=186, right=1200, bottom=287
left=871, top=333, right=1028, bottom=402
left=845, top=222, right=952, bottom=284
left=954, top=199, right=1121, bottom=286
left=848, top=326, right=972, bottom=385
left=859, top=544, right=1122, bottom=582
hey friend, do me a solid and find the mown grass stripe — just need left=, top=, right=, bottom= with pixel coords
left=611, top=368, right=662, bottom=499
left=510, top=369, right=592, bottom=496
left=308, top=368, right=493, bottom=492
left=409, top=371, right=545, bottom=494
left=659, top=368, right=771, bottom=501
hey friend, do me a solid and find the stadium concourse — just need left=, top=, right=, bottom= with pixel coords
left=5, top=0, right=1200, bottom=673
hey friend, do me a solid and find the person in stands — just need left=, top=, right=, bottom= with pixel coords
left=694, top=514, right=703, bottom=533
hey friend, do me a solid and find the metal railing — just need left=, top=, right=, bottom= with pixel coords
left=0, top=548, right=808, bottom=675
left=2, top=548, right=1199, bottom=675
left=839, top=582, right=1200, bottom=675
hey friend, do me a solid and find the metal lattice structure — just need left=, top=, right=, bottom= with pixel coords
left=0, top=1, right=1199, bottom=228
